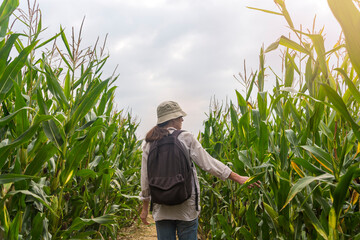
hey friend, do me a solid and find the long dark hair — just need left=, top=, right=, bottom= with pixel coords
left=145, top=121, right=170, bottom=142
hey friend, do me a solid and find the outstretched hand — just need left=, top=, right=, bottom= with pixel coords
left=228, top=172, right=261, bottom=188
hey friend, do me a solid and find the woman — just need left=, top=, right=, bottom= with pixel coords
left=140, top=101, right=258, bottom=240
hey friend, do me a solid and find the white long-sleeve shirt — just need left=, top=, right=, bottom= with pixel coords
left=140, top=127, right=232, bottom=221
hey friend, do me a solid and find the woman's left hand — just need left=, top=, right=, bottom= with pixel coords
left=140, top=208, right=150, bottom=225
left=228, top=172, right=261, bottom=188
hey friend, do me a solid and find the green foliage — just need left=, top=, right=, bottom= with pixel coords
left=0, top=1, right=142, bottom=239
left=198, top=1, right=360, bottom=239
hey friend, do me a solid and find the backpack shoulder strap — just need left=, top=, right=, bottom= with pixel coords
left=171, top=129, right=184, bottom=138
left=172, top=130, right=199, bottom=211
left=171, top=130, right=190, bottom=160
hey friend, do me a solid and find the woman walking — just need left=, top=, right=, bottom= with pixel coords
left=140, top=101, right=258, bottom=240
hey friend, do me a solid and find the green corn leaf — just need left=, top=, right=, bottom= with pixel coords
left=236, top=172, right=265, bottom=193
left=105, top=123, right=116, bottom=143
left=0, top=203, right=10, bottom=235
left=275, top=0, right=294, bottom=28
left=328, top=208, right=337, bottom=239
left=60, top=26, right=73, bottom=59
left=70, top=231, right=98, bottom=239
left=246, top=6, right=282, bottom=16
left=280, top=131, right=288, bottom=169
left=292, top=157, right=325, bottom=175
left=94, top=56, right=109, bottom=76
left=216, top=214, right=233, bottom=236
left=297, top=193, right=328, bottom=240
left=354, top=233, right=360, bottom=240
left=30, top=213, right=44, bottom=240
left=56, top=46, right=73, bottom=71
left=103, top=86, right=117, bottom=116
left=282, top=173, right=334, bottom=209
left=319, top=121, right=334, bottom=141
left=284, top=127, right=297, bottom=143
left=333, top=165, right=360, bottom=217
left=72, top=62, right=93, bottom=90
left=0, top=40, right=38, bottom=102
left=257, top=92, right=267, bottom=121
left=258, top=47, right=265, bottom=92
left=0, top=107, right=33, bottom=127
left=0, top=33, right=20, bottom=74
left=335, top=68, right=360, bottom=105
left=236, top=226, right=254, bottom=240
left=62, top=124, right=103, bottom=185
left=7, top=115, right=52, bottom=148
left=31, top=13, right=42, bottom=42
left=44, top=64, right=70, bottom=110
left=0, top=174, right=36, bottom=184
left=321, top=83, right=360, bottom=141
left=263, top=202, right=279, bottom=226
left=328, top=0, right=360, bottom=78
left=65, top=78, right=109, bottom=134
left=287, top=52, right=300, bottom=75
left=0, top=0, right=19, bottom=24
left=76, top=118, right=99, bottom=131
left=258, top=121, right=268, bottom=161
left=35, top=31, right=61, bottom=50
left=285, top=52, right=295, bottom=87
left=0, top=115, right=52, bottom=169
left=325, top=44, right=346, bottom=56
left=308, top=34, right=328, bottom=79
left=239, top=111, right=251, bottom=141
left=77, top=169, right=98, bottom=179
left=24, top=143, right=57, bottom=176
left=237, top=150, right=252, bottom=169
left=37, top=90, right=64, bottom=146
left=8, top=210, right=21, bottom=240
left=246, top=203, right=258, bottom=235
left=0, top=148, right=10, bottom=170
left=230, top=103, right=240, bottom=137
left=265, top=35, right=309, bottom=54
left=7, top=190, right=57, bottom=217
left=64, top=69, right=71, bottom=100
left=0, top=0, right=19, bottom=39
left=301, top=145, right=334, bottom=173
left=246, top=73, right=256, bottom=101
left=13, top=80, right=29, bottom=136
left=288, top=101, right=301, bottom=130
left=97, top=88, right=108, bottom=115
left=68, top=214, right=116, bottom=232
left=304, top=56, right=317, bottom=97
left=235, top=90, right=247, bottom=115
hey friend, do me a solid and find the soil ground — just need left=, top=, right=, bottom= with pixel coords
left=117, top=216, right=204, bottom=240
left=117, top=217, right=157, bottom=240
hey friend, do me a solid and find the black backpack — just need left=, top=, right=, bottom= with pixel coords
left=147, top=130, right=198, bottom=209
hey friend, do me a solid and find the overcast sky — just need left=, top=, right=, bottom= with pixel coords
left=17, top=0, right=341, bottom=138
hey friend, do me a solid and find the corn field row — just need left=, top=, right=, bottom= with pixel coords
left=0, top=0, right=141, bottom=239
left=197, top=1, right=360, bottom=239
left=1, top=0, right=360, bottom=239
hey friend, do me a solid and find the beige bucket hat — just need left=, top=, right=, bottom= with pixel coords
left=157, top=101, right=187, bottom=124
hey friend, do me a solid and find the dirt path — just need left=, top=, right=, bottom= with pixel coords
left=117, top=217, right=204, bottom=240
left=118, top=217, right=157, bottom=240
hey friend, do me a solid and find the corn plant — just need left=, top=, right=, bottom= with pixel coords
left=0, top=1, right=142, bottom=239
left=198, top=0, right=360, bottom=239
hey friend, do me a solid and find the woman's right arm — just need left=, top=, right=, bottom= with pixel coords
left=182, top=132, right=232, bottom=180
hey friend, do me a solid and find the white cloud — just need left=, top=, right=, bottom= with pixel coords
left=168, top=33, right=202, bottom=60
left=16, top=0, right=342, bottom=138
